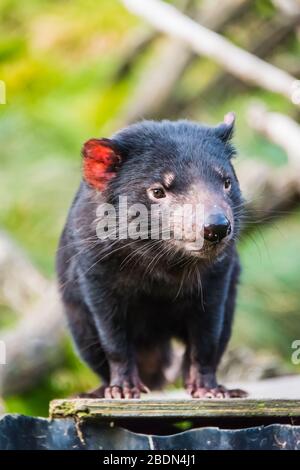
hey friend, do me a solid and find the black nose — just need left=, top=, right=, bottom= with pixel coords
left=204, top=212, right=231, bottom=243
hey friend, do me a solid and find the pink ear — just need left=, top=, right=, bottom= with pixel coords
left=215, top=112, right=236, bottom=142
left=82, top=139, right=120, bottom=190
left=224, top=111, right=235, bottom=126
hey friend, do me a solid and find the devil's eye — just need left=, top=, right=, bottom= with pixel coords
left=224, top=178, right=231, bottom=190
left=151, top=187, right=166, bottom=199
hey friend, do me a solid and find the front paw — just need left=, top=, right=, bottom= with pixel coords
left=187, top=384, right=248, bottom=399
left=104, top=380, right=150, bottom=399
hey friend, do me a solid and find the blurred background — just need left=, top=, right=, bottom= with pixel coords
left=0, top=0, right=300, bottom=416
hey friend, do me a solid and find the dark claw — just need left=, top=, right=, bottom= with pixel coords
left=189, top=384, right=248, bottom=399
left=104, top=381, right=150, bottom=399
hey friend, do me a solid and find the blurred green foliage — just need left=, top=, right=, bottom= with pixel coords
left=0, top=0, right=299, bottom=416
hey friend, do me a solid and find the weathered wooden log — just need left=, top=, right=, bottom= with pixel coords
left=50, top=397, right=300, bottom=420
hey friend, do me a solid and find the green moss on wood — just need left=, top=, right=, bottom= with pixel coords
left=49, top=398, right=300, bottom=420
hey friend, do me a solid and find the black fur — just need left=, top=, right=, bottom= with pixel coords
left=56, top=119, right=245, bottom=398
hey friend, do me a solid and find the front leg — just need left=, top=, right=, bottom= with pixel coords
left=79, top=269, right=148, bottom=398
left=184, top=261, right=247, bottom=399
left=184, top=311, right=227, bottom=398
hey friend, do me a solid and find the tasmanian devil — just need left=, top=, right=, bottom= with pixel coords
left=56, top=112, right=247, bottom=399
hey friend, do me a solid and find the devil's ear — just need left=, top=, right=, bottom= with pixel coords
left=82, top=138, right=121, bottom=190
left=215, top=112, right=235, bottom=142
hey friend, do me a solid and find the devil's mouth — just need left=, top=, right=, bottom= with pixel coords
left=184, top=237, right=231, bottom=258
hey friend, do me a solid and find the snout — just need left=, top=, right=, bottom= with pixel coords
left=204, top=211, right=231, bottom=243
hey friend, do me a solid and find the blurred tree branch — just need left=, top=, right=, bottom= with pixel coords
left=0, top=233, right=64, bottom=396
left=112, top=29, right=158, bottom=83
left=271, top=0, right=300, bottom=17
left=119, top=0, right=251, bottom=124
left=0, top=232, right=48, bottom=315
left=173, top=12, right=300, bottom=116
left=248, top=103, right=300, bottom=167
left=236, top=104, right=300, bottom=219
left=122, top=0, right=299, bottom=104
